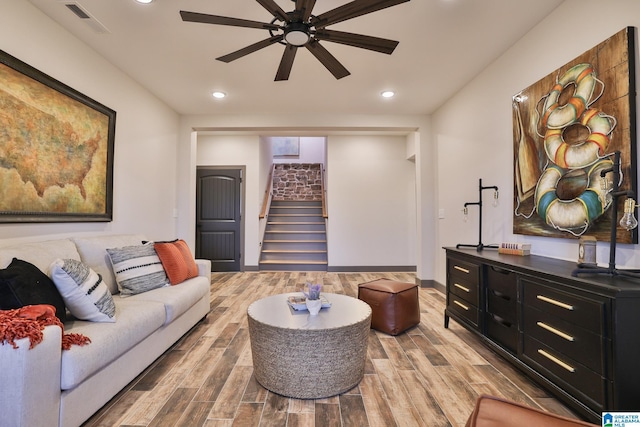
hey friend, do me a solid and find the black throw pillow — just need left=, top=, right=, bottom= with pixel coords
left=0, top=258, right=67, bottom=323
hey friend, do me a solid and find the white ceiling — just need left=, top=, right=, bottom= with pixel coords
left=28, top=0, right=564, bottom=116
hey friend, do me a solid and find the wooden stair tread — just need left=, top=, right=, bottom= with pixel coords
left=260, top=260, right=328, bottom=265
left=261, top=249, right=326, bottom=253
left=264, top=230, right=325, bottom=234
left=267, top=222, right=324, bottom=225
left=263, top=239, right=326, bottom=243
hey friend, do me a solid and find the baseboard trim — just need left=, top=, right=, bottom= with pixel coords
left=416, top=278, right=445, bottom=292
left=327, top=266, right=416, bottom=272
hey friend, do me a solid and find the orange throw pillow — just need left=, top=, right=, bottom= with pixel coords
left=154, top=240, right=199, bottom=285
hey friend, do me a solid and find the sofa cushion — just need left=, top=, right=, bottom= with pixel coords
left=0, top=258, right=67, bottom=323
left=0, top=239, right=80, bottom=272
left=106, top=243, right=169, bottom=297
left=60, top=298, right=166, bottom=390
left=72, top=234, right=146, bottom=294
left=50, top=259, right=116, bottom=323
left=154, top=239, right=199, bottom=285
left=128, top=275, right=209, bottom=324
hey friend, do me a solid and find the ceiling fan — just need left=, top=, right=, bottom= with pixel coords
left=180, top=0, right=410, bottom=81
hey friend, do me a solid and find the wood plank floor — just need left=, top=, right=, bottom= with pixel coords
left=84, top=272, right=581, bottom=427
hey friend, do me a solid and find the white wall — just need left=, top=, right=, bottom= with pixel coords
left=432, top=0, right=640, bottom=284
left=327, top=135, right=417, bottom=267
left=0, top=1, right=180, bottom=246
left=194, top=132, right=418, bottom=269
left=196, top=134, right=262, bottom=266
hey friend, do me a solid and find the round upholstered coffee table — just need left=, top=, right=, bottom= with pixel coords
left=247, top=292, right=372, bottom=399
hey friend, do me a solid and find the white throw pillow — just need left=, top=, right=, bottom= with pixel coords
left=106, top=243, right=169, bottom=297
left=50, top=258, right=116, bottom=322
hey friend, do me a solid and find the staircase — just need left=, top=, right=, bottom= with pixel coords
left=260, top=200, right=328, bottom=271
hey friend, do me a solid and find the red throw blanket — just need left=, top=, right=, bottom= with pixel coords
left=0, top=304, right=91, bottom=350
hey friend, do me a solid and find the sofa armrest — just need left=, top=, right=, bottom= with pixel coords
left=465, top=395, right=599, bottom=427
left=0, top=325, right=62, bottom=427
left=195, top=259, right=211, bottom=282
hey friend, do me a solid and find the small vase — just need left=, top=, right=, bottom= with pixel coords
left=305, top=298, right=322, bottom=315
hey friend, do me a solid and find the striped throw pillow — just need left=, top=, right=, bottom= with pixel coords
left=50, top=258, right=116, bottom=322
left=106, top=243, right=169, bottom=297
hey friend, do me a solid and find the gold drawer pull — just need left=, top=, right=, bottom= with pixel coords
left=536, top=322, right=575, bottom=342
left=454, top=283, right=471, bottom=293
left=454, top=265, right=470, bottom=274
left=537, top=349, right=575, bottom=373
left=453, top=300, right=469, bottom=311
left=536, top=295, right=574, bottom=311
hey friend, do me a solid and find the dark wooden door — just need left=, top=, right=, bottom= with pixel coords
left=196, top=168, right=242, bottom=271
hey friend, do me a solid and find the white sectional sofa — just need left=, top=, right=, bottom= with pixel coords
left=0, top=234, right=211, bottom=427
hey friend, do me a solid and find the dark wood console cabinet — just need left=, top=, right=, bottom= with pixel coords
left=444, top=247, right=640, bottom=423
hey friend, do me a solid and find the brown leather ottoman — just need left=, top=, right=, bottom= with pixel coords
left=357, top=279, right=420, bottom=335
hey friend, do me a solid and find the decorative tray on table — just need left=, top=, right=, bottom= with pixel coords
left=287, top=295, right=332, bottom=311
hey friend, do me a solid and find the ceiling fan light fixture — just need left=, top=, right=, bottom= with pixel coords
left=284, top=22, right=310, bottom=46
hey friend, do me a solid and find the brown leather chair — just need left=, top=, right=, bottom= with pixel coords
left=466, top=395, right=599, bottom=427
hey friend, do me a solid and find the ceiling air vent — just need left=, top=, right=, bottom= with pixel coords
left=64, top=2, right=110, bottom=34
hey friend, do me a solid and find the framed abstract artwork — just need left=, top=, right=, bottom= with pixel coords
left=272, top=137, right=300, bottom=157
left=512, top=27, right=637, bottom=243
left=0, top=49, right=116, bottom=222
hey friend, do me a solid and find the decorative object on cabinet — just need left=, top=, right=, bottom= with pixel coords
left=572, top=151, right=640, bottom=278
left=0, top=49, right=116, bottom=223
left=577, top=236, right=597, bottom=266
left=444, top=247, right=640, bottom=424
left=457, top=178, right=499, bottom=251
left=512, top=27, right=637, bottom=243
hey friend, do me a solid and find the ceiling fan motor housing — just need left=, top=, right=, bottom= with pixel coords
left=284, top=22, right=310, bottom=46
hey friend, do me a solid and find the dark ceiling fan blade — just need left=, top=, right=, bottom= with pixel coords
left=180, top=10, right=280, bottom=30
left=216, top=35, right=284, bottom=63
left=305, top=40, right=350, bottom=79
left=255, top=0, right=289, bottom=22
left=311, top=0, right=410, bottom=29
left=314, top=29, right=398, bottom=54
left=275, top=45, right=298, bottom=81
left=295, top=0, right=317, bottom=22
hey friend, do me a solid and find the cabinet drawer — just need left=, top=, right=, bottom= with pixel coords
left=449, top=272, right=479, bottom=306
left=447, top=294, right=479, bottom=327
left=522, top=279, right=604, bottom=334
left=447, top=258, right=479, bottom=286
left=523, top=307, right=604, bottom=374
left=486, top=265, right=517, bottom=298
left=487, top=288, right=516, bottom=322
left=486, top=313, right=518, bottom=353
left=522, top=335, right=606, bottom=409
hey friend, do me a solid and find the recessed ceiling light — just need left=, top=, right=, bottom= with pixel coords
left=381, top=91, right=395, bottom=98
left=135, top=0, right=153, bottom=4
left=212, top=91, right=226, bottom=99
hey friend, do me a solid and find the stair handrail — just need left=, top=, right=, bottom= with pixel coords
left=260, top=164, right=275, bottom=219
left=321, top=165, right=328, bottom=218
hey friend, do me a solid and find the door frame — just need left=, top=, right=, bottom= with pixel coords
left=196, top=165, right=246, bottom=271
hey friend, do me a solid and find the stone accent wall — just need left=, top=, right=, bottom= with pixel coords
left=272, top=163, right=323, bottom=201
